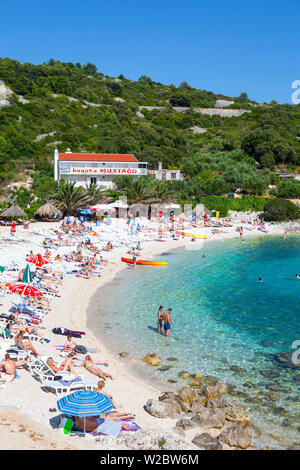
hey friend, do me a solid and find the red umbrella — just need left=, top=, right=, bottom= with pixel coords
left=26, top=253, right=49, bottom=267
left=9, top=283, right=43, bottom=297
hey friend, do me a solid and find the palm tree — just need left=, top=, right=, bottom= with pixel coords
left=85, top=183, right=112, bottom=205
left=154, top=181, right=177, bottom=204
left=51, top=180, right=92, bottom=215
left=124, top=176, right=157, bottom=205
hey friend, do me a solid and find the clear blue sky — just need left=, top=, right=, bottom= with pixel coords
left=1, top=0, right=299, bottom=103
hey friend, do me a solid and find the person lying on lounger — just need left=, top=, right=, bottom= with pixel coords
left=46, top=357, right=75, bottom=374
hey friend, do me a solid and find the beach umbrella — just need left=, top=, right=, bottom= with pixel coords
left=34, top=202, right=63, bottom=219
left=22, top=264, right=33, bottom=284
left=26, top=253, right=49, bottom=267
left=9, top=283, right=43, bottom=297
left=79, top=208, right=91, bottom=215
left=1, top=205, right=26, bottom=219
left=89, top=204, right=116, bottom=213
left=109, top=200, right=128, bottom=209
left=162, top=203, right=181, bottom=209
left=57, top=390, right=113, bottom=417
left=57, top=390, right=114, bottom=434
left=9, top=263, right=43, bottom=298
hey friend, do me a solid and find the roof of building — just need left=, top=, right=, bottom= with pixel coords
left=58, top=153, right=138, bottom=162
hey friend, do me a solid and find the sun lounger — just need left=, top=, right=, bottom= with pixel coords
left=41, top=377, right=96, bottom=394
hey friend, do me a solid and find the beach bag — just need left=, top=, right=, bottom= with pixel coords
left=75, top=345, right=87, bottom=354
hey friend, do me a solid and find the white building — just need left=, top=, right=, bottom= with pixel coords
left=147, top=162, right=182, bottom=181
left=53, top=148, right=148, bottom=189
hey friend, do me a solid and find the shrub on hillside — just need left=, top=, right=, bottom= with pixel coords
left=264, top=198, right=300, bottom=221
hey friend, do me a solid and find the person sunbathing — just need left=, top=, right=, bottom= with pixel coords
left=73, top=415, right=131, bottom=435
left=46, top=357, right=75, bottom=374
left=0, top=354, right=30, bottom=382
left=14, top=329, right=39, bottom=356
left=83, top=355, right=113, bottom=380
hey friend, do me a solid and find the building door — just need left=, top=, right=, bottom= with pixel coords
left=90, top=177, right=97, bottom=185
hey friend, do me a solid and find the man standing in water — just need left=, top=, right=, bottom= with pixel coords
left=157, top=306, right=164, bottom=334
left=163, top=308, right=172, bottom=337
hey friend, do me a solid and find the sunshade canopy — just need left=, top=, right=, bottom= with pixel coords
left=57, top=390, right=114, bottom=417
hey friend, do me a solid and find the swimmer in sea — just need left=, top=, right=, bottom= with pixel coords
left=296, top=274, right=300, bottom=279
left=157, top=306, right=164, bottom=334
left=258, top=277, right=263, bottom=283
left=163, top=308, right=172, bottom=337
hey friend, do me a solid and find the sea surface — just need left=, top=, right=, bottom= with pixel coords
left=92, top=235, right=300, bottom=448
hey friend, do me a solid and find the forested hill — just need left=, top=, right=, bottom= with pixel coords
left=0, top=57, right=299, bottom=190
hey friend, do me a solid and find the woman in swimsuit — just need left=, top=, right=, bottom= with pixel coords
left=83, top=355, right=113, bottom=380
left=163, top=308, right=172, bottom=337
left=15, top=329, right=39, bottom=356
left=46, top=357, right=75, bottom=373
left=157, top=306, right=164, bottom=334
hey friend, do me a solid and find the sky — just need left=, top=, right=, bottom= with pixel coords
left=0, top=0, right=299, bottom=103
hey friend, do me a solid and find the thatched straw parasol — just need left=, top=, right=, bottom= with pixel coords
left=34, top=201, right=63, bottom=219
left=1, top=204, right=26, bottom=219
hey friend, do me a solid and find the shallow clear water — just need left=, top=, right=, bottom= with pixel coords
left=93, top=236, right=300, bottom=447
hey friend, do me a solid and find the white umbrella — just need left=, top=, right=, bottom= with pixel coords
left=162, top=203, right=181, bottom=209
left=89, top=204, right=116, bottom=212
left=109, top=200, right=128, bottom=209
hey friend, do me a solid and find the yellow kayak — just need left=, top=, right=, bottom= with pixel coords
left=121, top=257, right=167, bottom=266
left=176, top=231, right=207, bottom=239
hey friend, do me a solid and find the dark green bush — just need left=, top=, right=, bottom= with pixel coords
left=264, top=198, right=300, bottom=221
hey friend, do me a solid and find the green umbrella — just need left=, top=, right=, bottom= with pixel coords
left=0, top=266, right=5, bottom=273
left=22, top=264, right=33, bottom=284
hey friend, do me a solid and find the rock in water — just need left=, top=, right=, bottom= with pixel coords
left=119, top=352, right=128, bottom=357
left=178, top=371, right=190, bottom=379
left=142, top=353, right=162, bottom=366
left=206, top=397, right=250, bottom=423
left=145, top=399, right=182, bottom=418
left=219, top=423, right=251, bottom=449
left=192, top=433, right=223, bottom=450
left=260, top=369, right=280, bottom=378
left=191, top=408, right=225, bottom=428
left=204, top=380, right=227, bottom=399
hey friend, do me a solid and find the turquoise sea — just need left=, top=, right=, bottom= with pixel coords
left=92, top=235, right=300, bottom=448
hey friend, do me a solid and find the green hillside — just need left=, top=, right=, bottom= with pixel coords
left=0, top=57, right=300, bottom=205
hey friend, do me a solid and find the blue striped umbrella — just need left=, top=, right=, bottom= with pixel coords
left=57, top=390, right=114, bottom=417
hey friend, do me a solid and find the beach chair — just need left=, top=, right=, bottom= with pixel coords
left=41, top=377, right=96, bottom=394
left=32, top=357, right=84, bottom=383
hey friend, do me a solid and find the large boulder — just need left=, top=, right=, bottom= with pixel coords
left=142, top=353, right=162, bottom=366
left=206, top=397, right=250, bottom=423
left=180, top=387, right=199, bottom=404
left=191, top=408, right=225, bottom=428
left=218, top=423, right=251, bottom=449
left=204, top=380, right=227, bottom=399
left=159, top=392, right=189, bottom=413
left=191, top=400, right=206, bottom=413
left=145, top=399, right=181, bottom=418
left=176, top=418, right=197, bottom=431
left=192, top=433, right=223, bottom=450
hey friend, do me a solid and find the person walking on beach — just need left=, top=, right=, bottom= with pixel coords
left=163, top=308, right=172, bottom=337
left=157, top=306, right=164, bottom=334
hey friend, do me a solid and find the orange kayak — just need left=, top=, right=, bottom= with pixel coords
left=121, top=257, right=167, bottom=266
left=176, top=231, right=207, bottom=239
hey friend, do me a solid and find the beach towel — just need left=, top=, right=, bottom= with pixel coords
left=52, top=327, right=85, bottom=338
